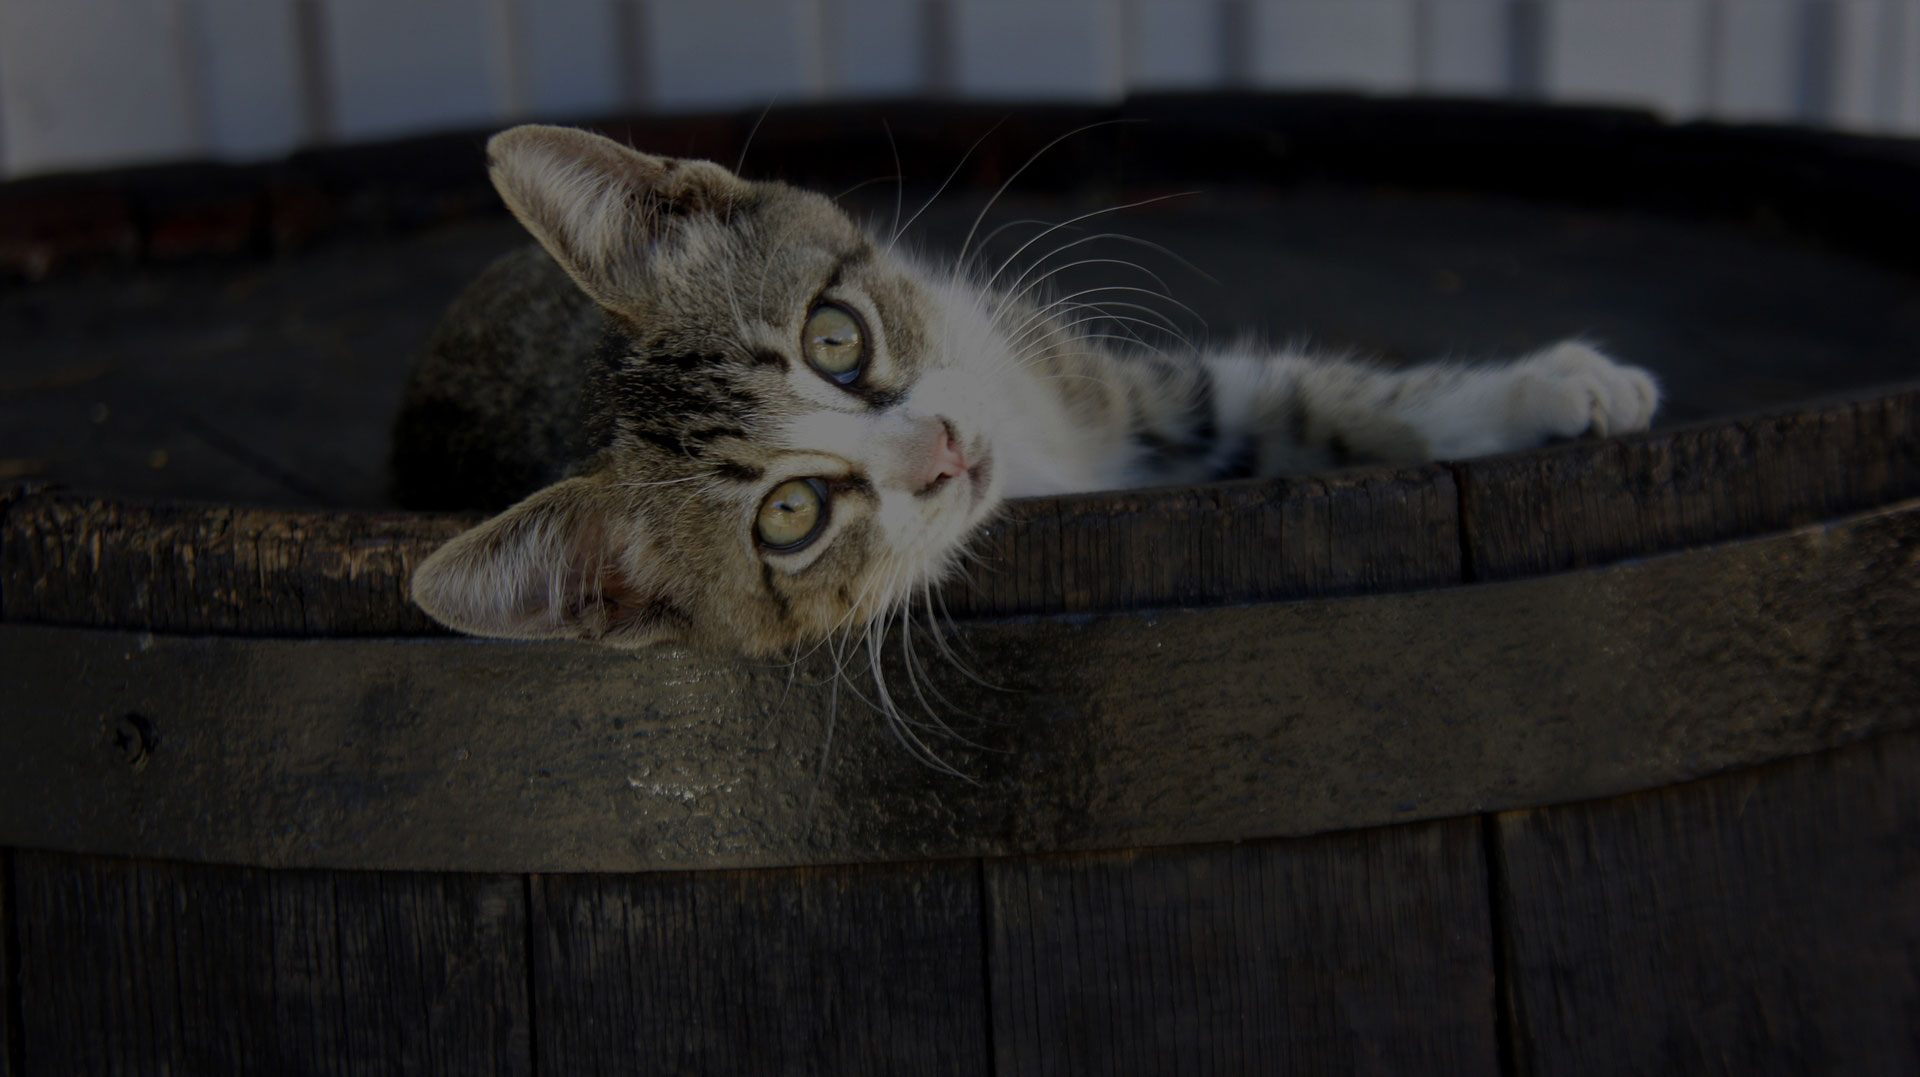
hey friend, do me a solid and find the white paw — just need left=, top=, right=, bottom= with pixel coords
left=1508, top=341, right=1660, bottom=443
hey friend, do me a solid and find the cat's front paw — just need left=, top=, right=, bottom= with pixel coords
left=1508, top=341, right=1659, bottom=443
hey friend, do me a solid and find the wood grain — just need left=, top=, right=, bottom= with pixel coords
left=12, top=387, right=1916, bottom=632
left=532, top=861, right=988, bottom=1075
left=1, top=469, right=1457, bottom=631
left=4, top=497, right=1914, bottom=873
left=1, top=851, right=13, bottom=1077
left=0, top=490, right=472, bottom=634
left=941, top=465, right=1459, bottom=617
left=1492, top=731, right=1920, bottom=1077
left=986, top=819, right=1498, bottom=1075
left=7, top=851, right=531, bottom=1076
left=1459, top=386, right=1920, bottom=581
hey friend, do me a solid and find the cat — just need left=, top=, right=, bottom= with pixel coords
left=395, top=124, right=1659, bottom=659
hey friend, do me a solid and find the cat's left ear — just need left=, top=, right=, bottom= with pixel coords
left=410, top=474, right=689, bottom=647
left=485, top=124, right=752, bottom=309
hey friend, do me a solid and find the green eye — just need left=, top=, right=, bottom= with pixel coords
left=802, top=303, right=865, bottom=383
left=755, top=478, right=829, bottom=550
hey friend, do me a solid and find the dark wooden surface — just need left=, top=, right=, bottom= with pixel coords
left=6, top=498, right=1915, bottom=872
left=1458, top=386, right=1920, bottom=581
left=7, top=734, right=1916, bottom=1074
left=7, top=852, right=531, bottom=1076
left=0, top=471, right=1459, bottom=633
left=1, top=852, right=13, bottom=1077
left=8, top=382, right=1917, bottom=633
left=1493, top=730, right=1920, bottom=1077
left=986, top=819, right=1498, bottom=1075
left=0, top=492, right=472, bottom=634
left=533, top=861, right=987, bottom=1075
left=944, top=464, right=1459, bottom=617
left=7, top=194, right=1919, bottom=511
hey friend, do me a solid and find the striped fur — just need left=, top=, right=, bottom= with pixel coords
left=397, top=125, right=1659, bottom=660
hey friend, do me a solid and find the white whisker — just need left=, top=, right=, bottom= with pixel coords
left=956, top=119, right=1144, bottom=269
left=890, top=120, right=1006, bottom=253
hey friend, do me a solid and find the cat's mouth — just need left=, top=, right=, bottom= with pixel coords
left=914, top=448, right=992, bottom=503
left=914, top=419, right=993, bottom=505
left=965, top=449, right=993, bottom=506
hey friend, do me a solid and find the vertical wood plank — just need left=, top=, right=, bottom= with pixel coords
left=1246, top=0, right=1421, bottom=92
left=1419, top=0, right=1514, bottom=95
left=1123, top=0, right=1225, bottom=88
left=1540, top=0, right=1711, bottom=115
left=0, top=0, right=201, bottom=176
left=507, top=0, right=626, bottom=119
left=820, top=0, right=931, bottom=97
left=641, top=0, right=827, bottom=110
left=10, top=853, right=531, bottom=1076
left=987, top=820, right=1499, bottom=1074
left=950, top=0, right=1126, bottom=100
left=320, top=0, right=510, bottom=141
left=1, top=852, right=13, bottom=1077
left=1493, top=732, right=1920, bottom=1076
left=532, top=861, right=989, bottom=1075
left=182, top=0, right=307, bottom=159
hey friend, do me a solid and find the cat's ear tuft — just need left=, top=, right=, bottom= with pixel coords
left=485, top=124, right=751, bottom=308
left=411, top=475, right=687, bottom=647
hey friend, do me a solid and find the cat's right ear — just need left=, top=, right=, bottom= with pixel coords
left=410, top=475, right=688, bottom=647
left=485, top=124, right=751, bottom=309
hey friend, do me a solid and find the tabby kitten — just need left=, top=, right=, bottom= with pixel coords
left=397, top=125, right=1658, bottom=656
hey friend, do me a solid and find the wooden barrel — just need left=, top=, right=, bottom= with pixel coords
left=3, top=95, right=1918, bottom=1074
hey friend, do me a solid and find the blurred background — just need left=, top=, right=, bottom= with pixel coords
left=2, top=0, right=1917, bottom=179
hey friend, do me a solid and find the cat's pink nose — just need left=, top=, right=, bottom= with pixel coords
left=931, top=421, right=969, bottom=481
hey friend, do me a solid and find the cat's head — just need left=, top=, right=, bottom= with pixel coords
left=410, top=125, right=1013, bottom=656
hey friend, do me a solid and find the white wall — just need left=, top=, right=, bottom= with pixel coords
left=1, top=0, right=1915, bottom=178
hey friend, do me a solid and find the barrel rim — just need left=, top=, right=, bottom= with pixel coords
left=4, top=495, right=1916, bottom=873
left=6, top=90, right=1920, bottom=281
left=5, top=379, right=1917, bottom=634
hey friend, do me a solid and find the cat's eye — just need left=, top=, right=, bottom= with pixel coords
left=755, top=477, right=830, bottom=550
left=802, top=303, right=865, bottom=384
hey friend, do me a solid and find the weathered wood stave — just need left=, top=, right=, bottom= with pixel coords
left=3, top=387, right=1918, bottom=874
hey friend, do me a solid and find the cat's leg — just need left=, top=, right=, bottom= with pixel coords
left=1209, top=340, right=1660, bottom=473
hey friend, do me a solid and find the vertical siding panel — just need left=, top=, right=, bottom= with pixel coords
left=1123, top=0, right=1224, bottom=89
left=1821, top=0, right=1919, bottom=132
left=1246, top=0, right=1420, bottom=92
left=183, top=0, right=307, bottom=159
left=1707, top=0, right=1802, bottom=122
left=0, top=0, right=202, bottom=175
left=0, top=50, right=11, bottom=177
left=950, top=0, right=1126, bottom=100
left=1895, top=0, right=1920, bottom=132
left=819, top=0, right=930, bottom=98
left=1420, top=0, right=1513, bottom=95
left=510, top=0, right=625, bottom=119
left=322, top=0, right=510, bottom=141
left=642, top=0, right=826, bottom=110
left=1824, top=0, right=1883, bottom=130
left=1541, top=0, right=1711, bottom=116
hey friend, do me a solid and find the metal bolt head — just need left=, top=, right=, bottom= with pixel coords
left=112, top=713, right=154, bottom=767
